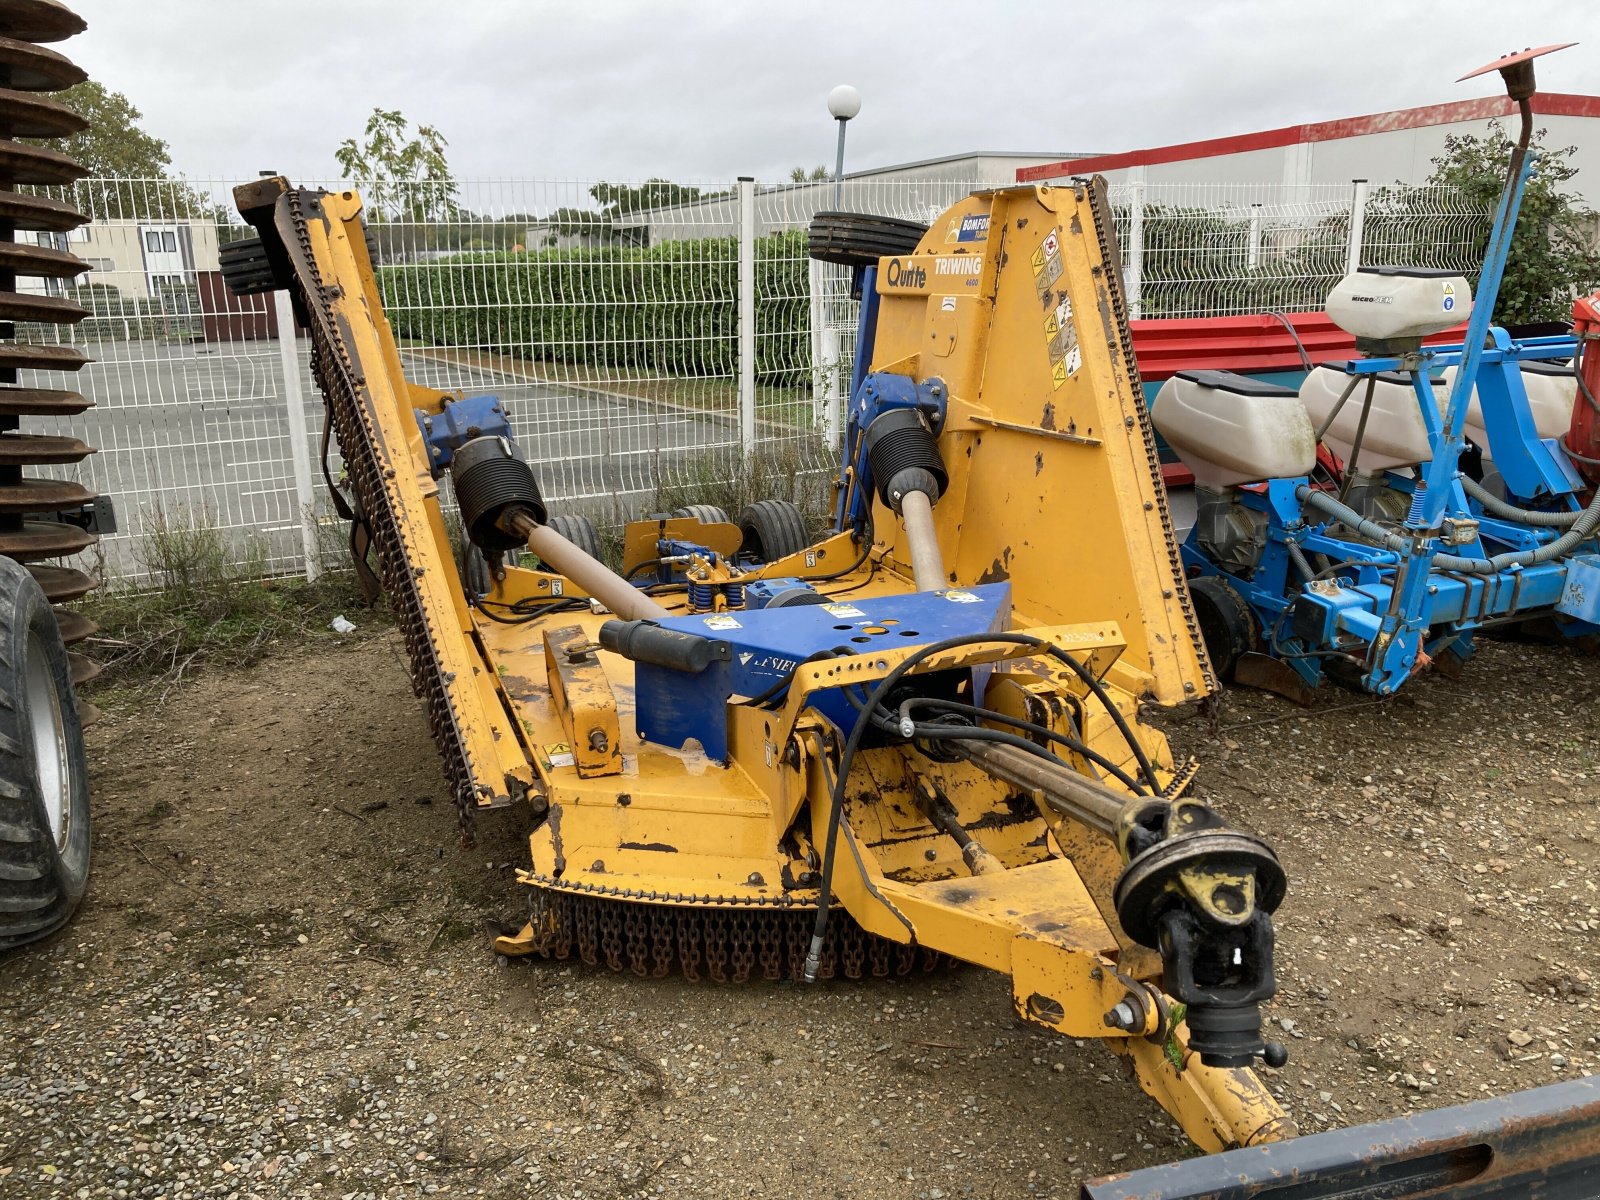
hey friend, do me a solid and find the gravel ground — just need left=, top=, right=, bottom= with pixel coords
left=1, top=628, right=1596, bottom=1198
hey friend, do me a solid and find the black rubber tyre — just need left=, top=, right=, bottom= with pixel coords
left=219, top=236, right=277, bottom=296
left=546, top=513, right=603, bottom=561
left=0, top=556, right=90, bottom=952
left=1188, top=575, right=1258, bottom=682
left=738, top=500, right=811, bottom=564
left=808, top=211, right=929, bottom=268
left=671, top=504, right=730, bottom=526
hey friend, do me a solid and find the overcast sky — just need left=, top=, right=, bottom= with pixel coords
left=63, top=0, right=1600, bottom=189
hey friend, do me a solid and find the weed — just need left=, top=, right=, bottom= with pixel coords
left=139, top=799, right=174, bottom=823
left=81, top=502, right=384, bottom=708
left=646, top=439, right=835, bottom=535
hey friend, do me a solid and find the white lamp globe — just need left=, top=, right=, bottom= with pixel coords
left=827, top=84, right=862, bottom=121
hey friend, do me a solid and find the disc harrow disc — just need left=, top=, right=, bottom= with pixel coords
left=0, top=136, right=84, bottom=184
left=0, top=387, right=88, bottom=416
left=0, top=290, right=84, bottom=324
left=0, top=0, right=85, bottom=43
left=0, top=432, right=92, bottom=464
left=27, top=562, right=95, bottom=601
left=0, top=238, right=87, bottom=279
left=0, top=476, right=94, bottom=512
left=52, top=607, right=92, bottom=643
left=66, top=649, right=97, bottom=685
left=0, top=189, right=86, bottom=232
left=0, top=86, right=85, bottom=138
left=0, top=342, right=88, bottom=372
left=0, top=34, right=83, bottom=89
left=0, top=518, right=93, bottom=558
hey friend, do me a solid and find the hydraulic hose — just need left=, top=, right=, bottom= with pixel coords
left=1458, top=475, right=1581, bottom=527
left=1297, top=483, right=1600, bottom=574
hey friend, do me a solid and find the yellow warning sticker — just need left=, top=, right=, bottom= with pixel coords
left=1051, top=360, right=1068, bottom=389
left=543, top=742, right=576, bottom=770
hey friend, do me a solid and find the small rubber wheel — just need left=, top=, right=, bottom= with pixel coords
left=738, top=500, right=811, bottom=563
left=546, top=513, right=603, bottom=561
left=671, top=505, right=730, bottom=526
left=219, top=236, right=278, bottom=296
left=0, top=556, right=91, bottom=952
left=1188, top=575, right=1258, bottom=682
left=808, top=211, right=929, bottom=267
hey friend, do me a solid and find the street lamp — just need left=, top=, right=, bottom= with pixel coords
left=827, top=84, right=860, bottom=207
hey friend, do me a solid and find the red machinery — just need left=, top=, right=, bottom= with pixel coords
left=1568, top=291, right=1600, bottom=485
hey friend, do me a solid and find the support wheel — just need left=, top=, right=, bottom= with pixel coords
left=738, top=500, right=810, bottom=564
left=671, top=504, right=729, bottom=526
left=1188, top=575, right=1258, bottom=682
left=0, top=556, right=90, bottom=952
left=808, top=212, right=929, bottom=267
left=545, top=513, right=603, bottom=561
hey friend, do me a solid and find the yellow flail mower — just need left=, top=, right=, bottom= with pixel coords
left=225, top=175, right=1598, bottom=1197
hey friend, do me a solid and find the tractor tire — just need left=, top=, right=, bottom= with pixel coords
left=1187, top=575, right=1258, bottom=682
left=808, top=211, right=930, bottom=268
left=0, top=556, right=90, bottom=952
left=671, top=504, right=730, bottom=526
left=738, top=500, right=810, bottom=564
left=546, top=513, right=603, bottom=561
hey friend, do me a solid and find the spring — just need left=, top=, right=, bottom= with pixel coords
left=688, top=580, right=715, bottom=612
left=722, top=582, right=745, bottom=610
left=1406, top=479, right=1428, bottom=525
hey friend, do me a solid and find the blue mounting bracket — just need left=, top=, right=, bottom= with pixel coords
left=415, top=394, right=513, bottom=477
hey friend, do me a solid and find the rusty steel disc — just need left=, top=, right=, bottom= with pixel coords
left=27, top=562, right=95, bottom=601
left=0, top=189, right=85, bottom=232
left=0, top=137, right=84, bottom=184
left=0, top=518, right=93, bottom=558
left=0, top=386, right=90, bottom=415
left=0, top=238, right=87, bottom=280
left=0, top=33, right=82, bottom=89
left=1459, top=43, right=1577, bottom=81
left=66, top=649, right=97, bottom=685
left=0, top=290, right=84, bottom=324
left=0, top=433, right=93, bottom=465
left=0, top=85, right=85, bottom=138
left=0, top=477, right=94, bottom=512
left=0, top=0, right=84, bottom=43
left=0, top=341, right=87, bottom=372
left=52, top=607, right=93, bottom=644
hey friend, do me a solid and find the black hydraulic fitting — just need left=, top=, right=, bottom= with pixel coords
left=865, top=408, right=946, bottom=512
left=598, top=619, right=731, bottom=673
left=450, top=435, right=546, bottom=552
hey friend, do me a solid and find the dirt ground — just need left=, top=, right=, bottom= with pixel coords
left=2, top=628, right=1597, bottom=1198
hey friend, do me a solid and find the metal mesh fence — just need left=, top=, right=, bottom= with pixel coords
left=17, top=175, right=1487, bottom=586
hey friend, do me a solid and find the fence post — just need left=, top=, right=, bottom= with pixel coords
left=809, top=258, right=841, bottom=450
left=736, top=177, right=756, bottom=455
left=1126, top=180, right=1145, bottom=319
left=273, top=289, right=320, bottom=580
left=1346, top=179, right=1370, bottom=275
left=1247, top=203, right=1263, bottom=270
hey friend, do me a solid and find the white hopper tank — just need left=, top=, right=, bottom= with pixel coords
left=1440, top=358, right=1578, bottom=451
left=1299, top=362, right=1439, bottom=472
left=1152, top=370, right=1316, bottom=489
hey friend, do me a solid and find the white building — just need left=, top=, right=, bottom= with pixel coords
left=23, top=218, right=223, bottom=301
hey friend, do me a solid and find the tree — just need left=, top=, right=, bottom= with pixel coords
left=1419, top=122, right=1600, bottom=325
left=335, top=108, right=460, bottom=225
left=789, top=165, right=829, bottom=183
left=26, top=81, right=208, bottom=221
left=589, top=179, right=704, bottom=218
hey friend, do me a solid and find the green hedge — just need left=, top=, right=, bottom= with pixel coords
left=376, top=230, right=812, bottom=385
